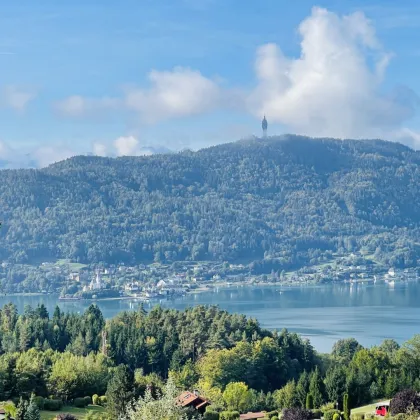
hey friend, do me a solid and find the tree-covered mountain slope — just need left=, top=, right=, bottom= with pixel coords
left=1, top=135, right=419, bottom=269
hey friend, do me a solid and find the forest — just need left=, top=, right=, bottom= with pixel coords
left=0, top=303, right=419, bottom=419
left=0, top=136, right=420, bottom=271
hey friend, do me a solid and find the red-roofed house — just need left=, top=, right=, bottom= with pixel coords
left=178, top=390, right=210, bottom=414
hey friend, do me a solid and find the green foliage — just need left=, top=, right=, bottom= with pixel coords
left=92, top=394, right=99, bottom=405
left=333, top=414, right=340, bottom=420
left=309, top=367, right=324, bottom=408
left=273, top=381, right=298, bottom=409
left=15, top=397, right=28, bottom=420
left=311, top=409, right=323, bottom=419
left=1, top=137, right=419, bottom=274
left=219, top=412, right=240, bottom=420
left=84, top=396, right=92, bottom=406
left=74, top=397, right=88, bottom=408
left=105, top=365, right=133, bottom=418
left=203, top=410, right=220, bottom=420
left=305, top=393, right=313, bottom=409
left=222, top=382, right=252, bottom=412
left=26, top=394, right=41, bottom=420
left=32, top=396, right=44, bottom=410
left=343, top=393, right=350, bottom=420
left=125, top=377, right=191, bottom=420
left=324, top=409, right=341, bottom=420
left=98, top=396, right=107, bottom=406
left=43, top=399, right=63, bottom=411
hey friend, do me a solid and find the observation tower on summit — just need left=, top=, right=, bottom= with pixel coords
left=262, top=115, right=268, bottom=138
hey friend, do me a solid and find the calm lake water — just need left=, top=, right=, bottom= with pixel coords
left=1, top=282, right=419, bottom=353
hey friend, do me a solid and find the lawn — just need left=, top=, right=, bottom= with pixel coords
left=55, top=259, right=87, bottom=271
left=40, top=405, right=105, bottom=420
left=351, top=402, right=377, bottom=415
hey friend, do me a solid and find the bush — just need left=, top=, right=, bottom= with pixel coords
left=266, top=411, right=278, bottom=418
left=390, top=389, right=420, bottom=415
left=282, top=408, right=312, bottom=420
left=220, top=411, right=240, bottom=420
left=324, top=410, right=341, bottom=420
left=311, top=409, right=323, bottom=419
left=350, top=414, right=364, bottom=420
left=84, top=396, right=91, bottom=406
left=74, top=397, right=88, bottom=408
left=32, top=396, right=44, bottom=410
left=98, top=396, right=107, bottom=406
left=271, top=417, right=279, bottom=420
left=306, top=393, right=314, bottom=410
left=55, top=415, right=77, bottom=420
left=44, top=399, right=63, bottom=411
left=92, top=394, right=99, bottom=405
left=203, top=410, right=220, bottom=420
left=333, top=414, right=340, bottom=420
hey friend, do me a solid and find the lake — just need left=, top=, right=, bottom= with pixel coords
left=1, top=281, right=419, bottom=353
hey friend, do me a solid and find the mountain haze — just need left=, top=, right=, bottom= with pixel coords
left=1, top=135, right=419, bottom=270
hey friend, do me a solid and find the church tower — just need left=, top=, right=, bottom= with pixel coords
left=262, top=115, right=268, bottom=138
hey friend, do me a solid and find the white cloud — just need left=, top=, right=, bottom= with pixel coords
left=31, top=146, right=76, bottom=168
left=124, top=67, right=222, bottom=123
left=248, top=7, right=418, bottom=141
left=55, top=95, right=120, bottom=118
left=56, top=67, right=223, bottom=123
left=114, top=135, right=140, bottom=156
left=93, top=142, right=108, bottom=157
left=1, top=86, right=37, bottom=111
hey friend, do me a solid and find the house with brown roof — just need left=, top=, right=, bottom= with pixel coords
left=178, top=390, right=210, bottom=414
left=240, top=412, right=266, bottom=420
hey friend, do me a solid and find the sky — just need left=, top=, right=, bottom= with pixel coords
left=1, top=0, right=420, bottom=167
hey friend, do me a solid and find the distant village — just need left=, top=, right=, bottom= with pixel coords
left=0, top=250, right=418, bottom=299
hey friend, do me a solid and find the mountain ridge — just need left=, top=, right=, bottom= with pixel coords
left=0, top=135, right=419, bottom=269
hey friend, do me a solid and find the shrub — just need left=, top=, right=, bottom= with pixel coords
left=44, top=399, right=63, bottom=411
left=350, top=414, right=364, bottom=420
left=271, top=417, right=279, bottom=420
left=74, top=397, right=88, bottom=408
left=84, top=396, right=91, bottom=406
left=266, top=411, right=278, bottom=418
left=31, top=396, right=44, bottom=410
left=92, top=394, right=99, bottom=405
left=98, top=396, right=107, bottom=406
left=311, top=409, right=323, bottom=419
left=343, top=393, right=350, bottom=420
left=203, top=410, right=220, bottom=420
left=282, top=408, right=312, bottom=420
left=324, top=409, right=341, bottom=420
left=333, top=414, right=340, bottom=420
left=306, top=393, right=314, bottom=410
left=55, top=415, right=77, bottom=420
left=390, top=389, right=420, bottom=415
left=219, top=411, right=240, bottom=420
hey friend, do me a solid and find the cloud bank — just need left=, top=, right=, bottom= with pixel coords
left=0, top=85, right=37, bottom=112
left=248, top=7, right=419, bottom=141
left=54, top=7, right=419, bottom=146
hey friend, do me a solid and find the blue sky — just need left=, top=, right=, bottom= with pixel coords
left=1, top=0, right=420, bottom=166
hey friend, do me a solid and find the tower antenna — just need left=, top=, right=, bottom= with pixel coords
left=262, top=115, right=268, bottom=139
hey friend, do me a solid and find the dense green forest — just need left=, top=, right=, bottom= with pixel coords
left=1, top=136, right=419, bottom=270
left=0, top=303, right=419, bottom=419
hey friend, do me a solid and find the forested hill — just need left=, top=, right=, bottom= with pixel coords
left=1, top=135, right=420, bottom=269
